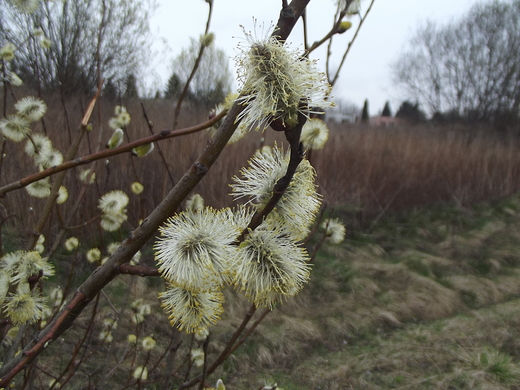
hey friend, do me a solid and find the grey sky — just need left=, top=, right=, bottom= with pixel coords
left=150, top=0, right=481, bottom=115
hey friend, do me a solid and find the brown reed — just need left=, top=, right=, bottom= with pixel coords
left=2, top=95, right=520, bottom=241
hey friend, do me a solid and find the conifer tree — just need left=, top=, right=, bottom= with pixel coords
left=123, top=74, right=139, bottom=99
left=396, top=101, right=427, bottom=122
left=382, top=101, right=392, bottom=117
left=361, top=99, right=370, bottom=123
left=165, top=73, right=182, bottom=99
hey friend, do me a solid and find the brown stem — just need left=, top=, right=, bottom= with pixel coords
left=198, top=336, right=210, bottom=390
left=0, top=111, right=226, bottom=197
left=160, top=331, right=183, bottom=388
left=274, top=0, right=310, bottom=41
left=178, top=304, right=257, bottom=390
left=118, top=264, right=160, bottom=277
left=238, top=113, right=306, bottom=240
left=0, top=1, right=312, bottom=385
left=66, top=214, right=101, bottom=230
left=226, top=308, right=271, bottom=357
left=172, top=0, right=214, bottom=129
left=330, top=0, right=376, bottom=87
left=151, top=330, right=181, bottom=375
left=0, top=100, right=244, bottom=388
left=309, top=229, right=328, bottom=263
left=141, top=103, right=175, bottom=186
left=302, top=9, right=309, bottom=50
left=302, top=204, right=327, bottom=245
left=305, top=12, right=345, bottom=56
left=52, top=294, right=100, bottom=390
left=175, top=8, right=315, bottom=384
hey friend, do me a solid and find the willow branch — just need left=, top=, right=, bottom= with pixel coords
left=0, top=111, right=226, bottom=197
left=0, top=0, right=314, bottom=386
left=25, top=85, right=101, bottom=253
left=0, top=100, right=244, bottom=387
left=309, top=219, right=330, bottom=262
left=330, top=0, right=376, bottom=87
left=141, top=103, right=175, bottom=186
left=274, top=0, right=310, bottom=41
left=303, top=204, right=327, bottom=246
left=239, top=112, right=306, bottom=240
left=172, top=0, right=214, bottom=128
left=178, top=305, right=257, bottom=390
left=305, top=11, right=345, bottom=56
left=226, top=308, right=271, bottom=358
left=118, top=264, right=160, bottom=277
left=302, top=8, right=309, bottom=50
left=178, top=2, right=312, bottom=387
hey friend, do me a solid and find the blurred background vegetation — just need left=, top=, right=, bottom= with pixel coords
left=3, top=0, right=520, bottom=388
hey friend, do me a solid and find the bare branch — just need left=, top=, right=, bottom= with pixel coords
left=0, top=110, right=226, bottom=197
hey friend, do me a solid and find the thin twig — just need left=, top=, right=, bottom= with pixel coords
left=330, top=0, right=376, bottom=87
left=0, top=1, right=313, bottom=386
left=172, top=0, right=214, bottom=128
left=141, top=103, right=175, bottom=186
left=178, top=305, right=257, bottom=390
left=226, top=308, right=271, bottom=357
left=0, top=111, right=226, bottom=197
left=118, top=264, right=160, bottom=277
left=305, top=13, right=344, bottom=57
left=52, top=294, right=101, bottom=390
left=238, top=112, right=306, bottom=240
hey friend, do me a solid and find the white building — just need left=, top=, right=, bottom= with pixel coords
left=325, top=103, right=358, bottom=123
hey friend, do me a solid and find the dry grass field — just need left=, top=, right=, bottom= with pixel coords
left=3, top=95, right=520, bottom=388
left=4, top=96, right=520, bottom=235
left=222, top=194, right=520, bottom=389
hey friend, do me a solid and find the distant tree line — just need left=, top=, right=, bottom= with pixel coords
left=359, top=99, right=426, bottom=124
left=392, top=0, right=520, bottom=129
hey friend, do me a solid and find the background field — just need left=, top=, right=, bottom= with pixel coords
left=3, top=96, right=520, bottom=389
left=4, top=96, right=520, bottom=237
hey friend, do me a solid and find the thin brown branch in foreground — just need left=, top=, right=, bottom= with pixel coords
left=330, top=0, right=376, bottom=87
left=238, top=112, right=306, bottom=240
left=141, top=102, right=175, bottom=186
left=172, top=0, right=214, bottom=128
left=0, top=110, right=226, bottom=197
left=227, top=308, right=271, bottom=357
left=178, top=305, right=258, bottom=390
left=0, top=1, right=314, bottom=386
left=118, top=264, right=160, bottom=277
left=0, top=100, right=245, bottom=388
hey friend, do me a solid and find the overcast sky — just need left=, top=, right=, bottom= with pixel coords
left=149, top=0, right=482, bottom=115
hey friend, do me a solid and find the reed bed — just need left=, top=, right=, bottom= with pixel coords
left=2, top=95, right=520, bottom=239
